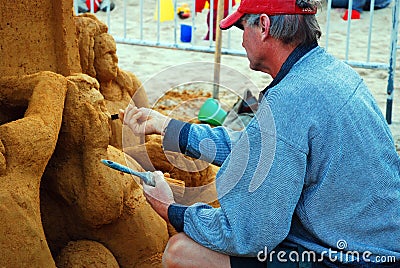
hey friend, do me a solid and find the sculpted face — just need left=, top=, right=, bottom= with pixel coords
left=94, top=33, right=118, bottom=82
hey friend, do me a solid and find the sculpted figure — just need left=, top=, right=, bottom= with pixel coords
left=41, top=74, right=169, bottom=267
left=0, top=71, right=68, bottom=267
left=76, top=13, right=149, bottom=149
left=56, top=240, right=119, bottom=268
left=0, top=1, right=170, bottom=267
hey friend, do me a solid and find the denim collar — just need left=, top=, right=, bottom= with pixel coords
left=259, top=42, right=318, bottom=100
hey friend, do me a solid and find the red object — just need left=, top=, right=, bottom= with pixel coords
left=196, top=0, right=207, bottom=12
left=86, top=0, right=101, bottom=13
left=342, top=9, right=361, bottom=20
left=220, top=0, right=317, bottom=29
left=178, top=12, right=191, bottom=19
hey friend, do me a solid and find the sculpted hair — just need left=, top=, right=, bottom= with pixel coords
left=243, top=0, right=322, bottom=46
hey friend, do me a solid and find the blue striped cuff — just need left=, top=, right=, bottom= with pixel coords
left=163, top=119, right=191, bottom=154
left=168, top=203, right=188, bottom=232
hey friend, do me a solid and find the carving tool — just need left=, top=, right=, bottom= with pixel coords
left=101, top=159, right=156, bottom=187
left=110, top=114, right=119, bottom=120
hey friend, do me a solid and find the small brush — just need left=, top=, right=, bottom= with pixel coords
left=101, top=159, right=156, bottom=187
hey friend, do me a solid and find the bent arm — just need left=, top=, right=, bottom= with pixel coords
left=168, top=135, right=306, bottom=256
left=163, top=119, right=242, bottom=166
left=0, top=72, right=67, bottom=170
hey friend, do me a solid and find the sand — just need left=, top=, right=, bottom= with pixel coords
left=94, top=0, right=400, bottom=143
left=0, top=3, right=170, bottom=266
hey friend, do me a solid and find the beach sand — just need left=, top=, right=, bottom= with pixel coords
left=94, top=0, right=400, bottom=141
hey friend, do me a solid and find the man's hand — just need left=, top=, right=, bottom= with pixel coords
left=119, top=104, right=171, bottom=135
left=142, top=171, right=175, bottom=222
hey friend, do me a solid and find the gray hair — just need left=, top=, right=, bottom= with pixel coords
left=242, top=0, right=322, bottom=46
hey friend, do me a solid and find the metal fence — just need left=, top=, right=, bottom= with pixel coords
left=76, top=0, right=400, bottom=123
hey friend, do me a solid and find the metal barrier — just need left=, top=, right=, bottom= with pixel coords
left=76, top=0, right=399, bottom=123
left=386, top=0, right=400, bottom=124
left=324, top=0, right=400, bottom=124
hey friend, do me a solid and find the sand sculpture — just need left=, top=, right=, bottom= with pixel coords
left=75, top=13, right=149, bottom=150
left=0, top=0, right=219, bottom=266
left=0, top=1, right=170, bottom=267
left=56, top=240, right=120, bottom=268
left=0, top=72, right=67, bottom=267
left=73, top=14, right=220, bottom=206
left=41, top=74, right=169, bottom=267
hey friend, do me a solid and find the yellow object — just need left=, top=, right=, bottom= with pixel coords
left=154, top=0, right=174, bottom=22
left=177, top=3, right=191, bottom=19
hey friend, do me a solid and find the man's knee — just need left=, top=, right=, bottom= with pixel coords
left=163, top=233, right=230, bottom=268
left=162, top=233, right=189, bottom=267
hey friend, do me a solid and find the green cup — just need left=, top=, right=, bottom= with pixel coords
left=198, top=98, right=227, bottom=126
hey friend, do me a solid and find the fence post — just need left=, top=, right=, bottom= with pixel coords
left=386, top=0, right=400, bottom=124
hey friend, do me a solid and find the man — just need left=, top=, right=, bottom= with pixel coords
left=120, top=0, right=400, bottom=267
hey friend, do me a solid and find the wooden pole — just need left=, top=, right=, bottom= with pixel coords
left=213, top=0, right=224, bottom=100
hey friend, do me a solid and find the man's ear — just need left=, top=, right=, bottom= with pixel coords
left=260, top=14, right=270, bottom=41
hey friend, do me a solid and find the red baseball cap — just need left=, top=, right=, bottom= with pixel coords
left=220, top=0, right=317, bottom=30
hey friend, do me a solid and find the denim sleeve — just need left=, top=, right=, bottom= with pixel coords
left=163, top=119, right=241, bottom=166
